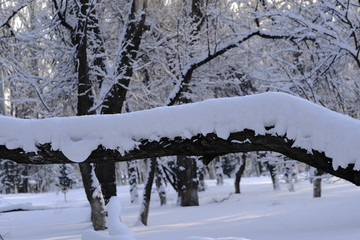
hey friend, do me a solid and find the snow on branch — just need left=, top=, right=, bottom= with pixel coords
left=1, top=92, right=360, bottom=185
left=165, top=29, right=316, bottom=106
left=0, top=1, right=30, bottom=30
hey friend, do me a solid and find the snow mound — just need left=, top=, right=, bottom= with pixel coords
left=81, top=197, right=135, bottom=240
left=0, top=92, right=359, bottom=170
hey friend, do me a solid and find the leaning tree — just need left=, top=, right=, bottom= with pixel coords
left=0, top=93, right=359, bottom=186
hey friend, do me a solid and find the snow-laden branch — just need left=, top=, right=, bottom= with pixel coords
left=165, top=30, right=258, bottom=105
left=1, top=92, right=360, bottom=185
left=0, top=0, right=30, bottom=30
left=165, top=28, right=317, bottom=106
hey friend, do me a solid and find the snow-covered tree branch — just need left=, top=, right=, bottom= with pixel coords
left=0, top=93, right=360, bottom=185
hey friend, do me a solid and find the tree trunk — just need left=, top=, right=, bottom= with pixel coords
left=138, top=157, right=156, bottom=226
left=95, top=162, right=116, bottom=205
left=284, top=162, right=295, bottom=192
left=215, top=157, right=224, bottom=186
left=206, top=161, right=216, bottom=180
left=127, top=160, right=139, bottom=204
left=313, top=168, right=325, bottom=198
left=176, top=156, right=199, bottom=206
left=267, top=163, right=280, bottom=191
left=79, top=163, right=106, bottom=230
left=155, top=158, right=166, bottom=206
left=95, top=0, right=148, bottom=211
left=196, top=158, right=205, bottom=192
left=70, top=0, right=107, bottom=230
left=235, top=153, right=246, bottom=194
left=0, top=73, right=5, bottom=115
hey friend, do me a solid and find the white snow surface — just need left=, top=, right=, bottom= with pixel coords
left=1, top=92, right=360, bottom=169
left=1, top=177, right=360, bottom=240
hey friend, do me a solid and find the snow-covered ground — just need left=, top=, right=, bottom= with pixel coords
left=1, top=177, right=360, bottom=240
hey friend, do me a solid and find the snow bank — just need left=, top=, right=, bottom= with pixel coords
left=0, top=92, right=359, bottom=170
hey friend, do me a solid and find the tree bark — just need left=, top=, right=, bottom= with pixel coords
left=215, top=157, right=224, bottom=186
left=234, top=153, right=247, bottom=194
left=96, top=0, right=147, bottom=208
left=71, top=0, right=107, bottom=230
left=100, top=0, right=147, bottom=114
left=284, top=162, right=295, bottom=192
left=196, top=158, right=205, bottom=192
left=155, top=158, right=167, bottom=206
left=138, top=157, right=156, bottom=226
left=313, top=168, right=325, bottom=198
left=79, top=163, right=106, bottom=230
left=127, top=160, right=139, bottom=204
left=1, top=129, right=360, bottom=187
left=267, top=163, right=280, bottom=191
left=176, top=156, right=199, bottom=206
left=94, top=162, right=116, bottom=205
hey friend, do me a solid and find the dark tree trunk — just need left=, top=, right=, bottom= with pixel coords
left=313, top=168, right=325, bottom=198
left=257, top=160, right=264, bottom=176
left=79, top=163, right=106, bottom=230
left=100, top=0, right=146, bottom=115
left=176, top=156, right=199, bottom=206
left=267, top=163, right=280, bottom=191
left=155, top=158, right=166, bottom=206
left=72, top=1, right=107, bottom=230
left=138, top=157, right=156, bottom=226
left=95, top=0, right=147, bottom=210
left=235, top=153, right=246, bottom=194
left=127, top=160, right=139, bottom=204
left=94, top=162, right=116, bottom=204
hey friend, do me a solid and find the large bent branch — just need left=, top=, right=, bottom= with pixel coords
left=1, top=92, right=360, bottom=185
left=2, top=129, right=359, bottom=186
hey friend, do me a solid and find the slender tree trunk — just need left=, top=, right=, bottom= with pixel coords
left=79, top=163, right=106, bottom=230
left=73, top=1, right=107, bottom=229
left=235, top=153, right=246, bottom=194
left=127, top=160, right=139, bottom=204
left=215, top=157, right=224, bottom=186
left=94, top=0, right=147, bottom=209
left=313, top=168, right=324, bottom=198
left=0, top=73, right=5, bottom=115
left=176, top=156, right=199, bottom=206
left=196, top=158, right=205, bottom=192
left=284, top=162, right=295, bottom=192
left=267, top=163, right=280, bottom=191
left=257, top=160, right=264, bottom=175
left=155, top=158, right=166, bottom=206
left=206, top=161, right=216, bottom=179
left=138, top=157, right=156, bottom=226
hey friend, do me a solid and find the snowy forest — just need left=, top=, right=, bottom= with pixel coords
left=1, top=0, right=360, bottom=239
